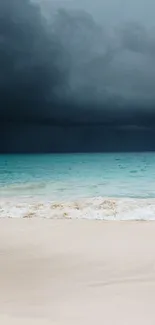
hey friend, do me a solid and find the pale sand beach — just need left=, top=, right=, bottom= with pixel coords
left=0, top=219, right=155, bottom=324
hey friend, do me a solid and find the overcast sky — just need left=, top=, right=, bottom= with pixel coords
left=1, top=0, right=155, bottom=152
left=40, top=0, right=155, bottom=26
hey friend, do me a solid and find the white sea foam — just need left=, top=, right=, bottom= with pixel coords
left=1, top=196, right=155, bottom=220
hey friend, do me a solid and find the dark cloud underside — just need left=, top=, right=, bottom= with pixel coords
left=1, top=0, right=155, bottom=152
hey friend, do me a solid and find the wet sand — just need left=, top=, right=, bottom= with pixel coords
left=0, top=219, right=155, bottom=324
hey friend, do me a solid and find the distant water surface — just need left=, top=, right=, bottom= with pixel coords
left=0, top=153, right=155, bottom=220
left=0, top=153, right=155, bottom=199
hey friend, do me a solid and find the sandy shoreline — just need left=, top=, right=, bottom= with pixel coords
left=0, top=219, right=155, bottom=324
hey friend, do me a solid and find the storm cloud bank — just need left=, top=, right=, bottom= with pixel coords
left=1, top=0, right=155, bottom=152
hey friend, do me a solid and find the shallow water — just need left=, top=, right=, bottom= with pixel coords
left=0, top=153, right=155, bottom=199
left=0, top=153, right=155, bottom=220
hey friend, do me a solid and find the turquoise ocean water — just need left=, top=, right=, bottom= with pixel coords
left=1, top=153, right=155, bottom=220
left=0, top=153, right=155, bottom=199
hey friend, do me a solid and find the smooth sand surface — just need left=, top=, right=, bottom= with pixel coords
left=0, top=219, right=155, bottom=324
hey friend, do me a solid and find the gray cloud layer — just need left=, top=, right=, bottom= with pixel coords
left=1, top=0, right=155, bottom=126
left=1, top=0, right=155, bottom=152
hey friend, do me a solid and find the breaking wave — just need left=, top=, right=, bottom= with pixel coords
left=1, top=196, right=155, bottom=220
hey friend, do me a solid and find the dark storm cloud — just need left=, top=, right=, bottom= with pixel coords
left=1, top=0, right=155, bottom=152
left=0, top=0, right=70, bottom=122
left=1, top=0, right=155, bottom=127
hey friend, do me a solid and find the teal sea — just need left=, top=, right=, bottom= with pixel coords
left=0, top=153, right=155, bottom=199
left=0, top=153, right=155, bottom=220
